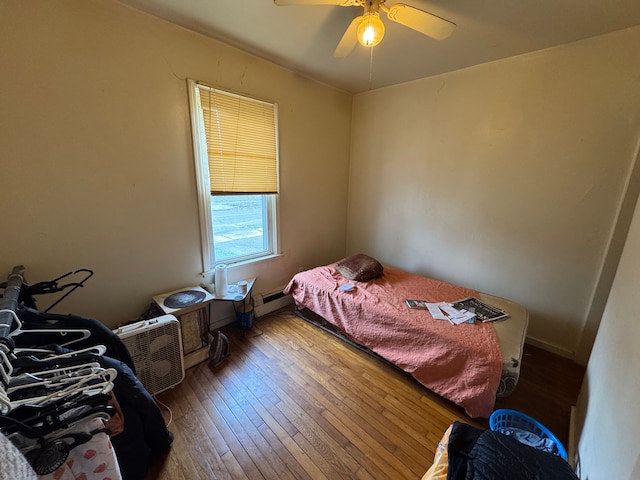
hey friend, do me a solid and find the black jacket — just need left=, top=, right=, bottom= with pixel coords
left=446, top=422, right=578, bottom=480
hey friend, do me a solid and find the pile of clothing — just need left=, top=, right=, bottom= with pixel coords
left=13, top=308, right=174, bottom=479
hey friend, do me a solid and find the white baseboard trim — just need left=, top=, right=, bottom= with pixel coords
left=569, top=405, right=577, bottom=470
left=525, top=336, right=574, bottom=359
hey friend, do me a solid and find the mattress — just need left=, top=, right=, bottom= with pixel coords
left=477, top=293, right=529, bottom=397
left=285, top=263, right=529, bottom=416
left=297, top=293, right=528, bottom=398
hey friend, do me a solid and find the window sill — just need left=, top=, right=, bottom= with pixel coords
left=202, top=253, right=282, bottom=278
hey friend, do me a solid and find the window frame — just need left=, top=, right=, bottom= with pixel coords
left=187, top=79, right=279, bottom=275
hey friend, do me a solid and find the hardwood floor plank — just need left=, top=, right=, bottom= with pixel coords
left=239, top=332, right=382, bottom=477
left=218, top=450, right=247, bottom=480
left=230, top=338, right=343, bottom=479
left=149, top=306, right=584, bottom=479
left=174, top=410, right=232, bottom=480
left=192, top=380, right=266, bottom=480
left=202, top=387, right=277, bottom=480
left=220, top=356, right=336, bottom=478
left=261, top=322, right=444, bottom=472
left=212, top=359, right=312, bottom=480
left=182, top=374, right=232, bottom=457
left=320, top=409, right=414, bottom=479
left=276, top=399, right=358, bottom=478
left=168, top=415, right=215, bottom=480
left=289, top=430, right=343, bottom=480
left=256, top=416, right=318, bottom=480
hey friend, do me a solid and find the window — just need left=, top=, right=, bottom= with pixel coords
left=188, top=79, right=279, bottom=273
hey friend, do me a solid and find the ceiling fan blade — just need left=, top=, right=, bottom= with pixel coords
left=333, top=15, right=362, bottom=57
left=273, top=0, right=361, bottom=6
left=385, top=3, right=455, bottom=40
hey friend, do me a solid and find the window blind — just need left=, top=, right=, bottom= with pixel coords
left=197, top=85, right=278, bottom=195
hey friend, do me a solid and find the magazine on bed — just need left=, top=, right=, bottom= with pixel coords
left=406, top=300, right=477, bottom=324
left=451, top=297, right=510, bottom=322
left=405, top=299, right=429, bottom=309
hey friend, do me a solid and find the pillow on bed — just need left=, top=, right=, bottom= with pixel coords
left=336, top=254, right=383, bottom=282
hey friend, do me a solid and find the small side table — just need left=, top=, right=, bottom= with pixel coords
left=212, top=277, right=256, bottom=332
left=153, top=286, right=214, bottom=369
left=152, top=278, right=256, bottom=368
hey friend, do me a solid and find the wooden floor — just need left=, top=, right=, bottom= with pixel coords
left=148, top=306, right=585, bottom=479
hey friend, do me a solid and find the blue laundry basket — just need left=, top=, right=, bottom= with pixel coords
left=489, top=409, right=568, bottom=460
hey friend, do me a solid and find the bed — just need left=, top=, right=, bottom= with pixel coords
left=283, top=256, right=529, bottom=418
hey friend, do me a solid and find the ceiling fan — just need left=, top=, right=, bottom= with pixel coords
left=273, top=0, right=456, bottom=57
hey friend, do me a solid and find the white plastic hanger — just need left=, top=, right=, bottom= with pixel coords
left=15, top=344, right=107, bottom=357
left=7, top=362, right=104, bottom=394
left=2, top=308, right=92, bottom=348
left=8, top=367, right=117, bottom=409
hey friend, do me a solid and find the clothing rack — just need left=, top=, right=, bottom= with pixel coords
left=0, top=265, right=25, bottom=340
left=0, top=265, right=173, bottom=479
left=0, top=265, right=125, bottom=478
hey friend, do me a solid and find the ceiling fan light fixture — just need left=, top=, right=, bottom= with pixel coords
left=357, top=12, right=385, bottom=47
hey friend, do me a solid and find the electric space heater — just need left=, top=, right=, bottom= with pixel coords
left=114, top=315, right=185, bottom=395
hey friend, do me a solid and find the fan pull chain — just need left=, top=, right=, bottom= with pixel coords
left=368, top=46, right=374, bottom=90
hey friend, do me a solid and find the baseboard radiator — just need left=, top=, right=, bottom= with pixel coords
left=209, top=286, right=293, bottom=329
left=254, top=287, right=293, bottom=317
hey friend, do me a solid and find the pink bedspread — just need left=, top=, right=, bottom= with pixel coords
left=283, top=263, right=502, bottom=418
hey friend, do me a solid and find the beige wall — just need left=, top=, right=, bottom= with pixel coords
left=348, top=26, right=640, bottom=356
left=576, top=191, right=640, bottom=479
left=4, top=2, right=640, bottom=473
left=0, top=0, right=352, bottom=327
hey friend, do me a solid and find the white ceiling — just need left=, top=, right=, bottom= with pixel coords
left=116, top=0, right=640, bottom=93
